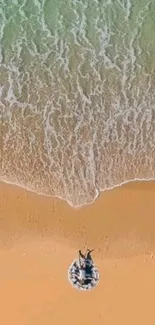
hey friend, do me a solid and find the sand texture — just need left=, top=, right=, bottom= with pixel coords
left=0, top=181, right=155, bottom=324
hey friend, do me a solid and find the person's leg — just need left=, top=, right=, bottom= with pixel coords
left=79, top=250, right=86, bottom=268
left=86, top=249, right=94, bottom=260
left=79, top=250, right=85, bottom=259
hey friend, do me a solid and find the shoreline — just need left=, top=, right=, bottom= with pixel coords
left=1, top=176, right=155, bottom=208
left=1, top=180, right=155, bottom=257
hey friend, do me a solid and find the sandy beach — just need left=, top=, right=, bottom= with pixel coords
left=1, top=1, right=155, bottom=324
left=0, top=181, right=155, bottom=325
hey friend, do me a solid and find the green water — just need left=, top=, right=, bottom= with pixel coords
left=1, top=0, right=155, bottom=206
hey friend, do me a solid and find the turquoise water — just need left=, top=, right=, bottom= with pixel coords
left=0, top=0, right=155, bottom=206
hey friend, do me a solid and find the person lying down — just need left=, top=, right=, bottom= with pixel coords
left=68, top=249, right=99, bottom=290
left=77, top=249, right=94, bottom=285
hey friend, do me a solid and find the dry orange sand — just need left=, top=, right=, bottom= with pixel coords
left=0, top=181, right=155, bottom=325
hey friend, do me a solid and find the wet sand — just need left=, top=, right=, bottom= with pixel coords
left=0, top=181, right=155, bottom=325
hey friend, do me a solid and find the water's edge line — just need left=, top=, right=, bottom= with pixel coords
left=0, top=177, right=154, bottom=209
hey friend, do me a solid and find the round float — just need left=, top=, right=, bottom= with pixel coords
left=68, top=258, right=99, bottom=291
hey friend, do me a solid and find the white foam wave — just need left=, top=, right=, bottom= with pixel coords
left=1, top=0, right=155, bottom=206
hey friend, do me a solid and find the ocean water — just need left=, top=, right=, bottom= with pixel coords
left=0, top=0, right=155, bottom=207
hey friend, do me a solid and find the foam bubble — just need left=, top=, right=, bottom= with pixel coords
left=1, top=0, right=155, bottom=206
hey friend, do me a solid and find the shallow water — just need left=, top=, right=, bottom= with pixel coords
left=0, top=0, right=155, bottom=206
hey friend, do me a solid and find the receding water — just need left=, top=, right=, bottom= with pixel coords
left=0, top=0, right=155, bottom=206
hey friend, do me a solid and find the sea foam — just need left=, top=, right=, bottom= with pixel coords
left=0, top=0, right=155, bottom=206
